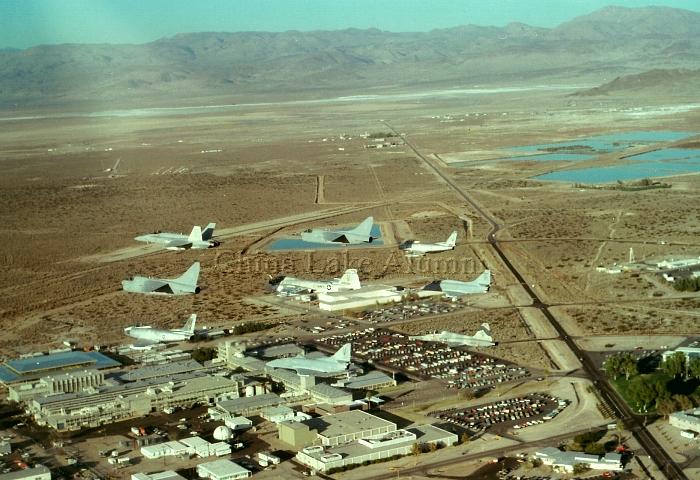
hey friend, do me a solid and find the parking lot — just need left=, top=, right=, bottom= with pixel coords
left=356, top=299, right=466, bottom=324
left=315, top=328, right=530, bottom=387
left=430, top=393, right=567, bottom=436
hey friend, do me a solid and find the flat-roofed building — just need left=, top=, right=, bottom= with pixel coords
left=670, top=410, right=700, bottom=433
left=0, top=465, right=51, bottom=480
left=663, top=346, right=700, bottom=362
left=534, top=447, right=623, bottom=473
left=132, top=471, right=187, bottom=480
left=217, top=393, right=282, bottom=416
left=318, top=285, right=407, bottom=312
left=30, top=373, right=239, bottom=431
left=197, top=459, right=251, bottom=480
left=342, top=371, right=396, bottom=390
left=279, top=410, right=396, bottom=448
left=296, top=425, right=457, bottom=473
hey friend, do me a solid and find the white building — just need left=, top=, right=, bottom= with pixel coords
left=535, top=447, right=623, bottom=473
left=0, top=465, right=51, bottom=480
left=663, top=346, right=700, bottom=362
left=670, top=410, right=700, bottom=434
left=132, top=472, right=187, bottom=480
left=317, top=285, right=405, bottom=312
left=261, top=405, right=296, bottom=423
left=141, top=437, right=230, bottom=459
left=196, top=459, right=251, bottom=480
left=296, top=425, right=457, bottom=473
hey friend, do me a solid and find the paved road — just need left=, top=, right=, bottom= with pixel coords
left=384, top=122, right=685, bottom=480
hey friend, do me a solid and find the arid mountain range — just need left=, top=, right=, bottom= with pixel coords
left=1, top=5, right=699, bottom=110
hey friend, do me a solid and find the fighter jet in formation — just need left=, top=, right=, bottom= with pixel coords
left=399, top=231, right=457, bottom=257
left=122, top=262, right=201, bottom=295
left=301, top=217, right=375, bottom=245
left=266, top=343, right=352, bottom=375
left=275, top=269, right=362, bottom=295
left=410, top=323, right=495, bottom=347
left=124, top=314, right=197, bottom=348
left=423, top=270, right=491, bottom=298
left=135, top=223, right=218, bottom=250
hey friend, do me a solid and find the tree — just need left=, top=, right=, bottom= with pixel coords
left=411, top=443, right=422, bottom=456
left=604, top=355, right=622, bottom=380
left=688, top=358, right=700, bottom=379
left=573, top=463, right=590, bottom=475
left=656, top=397, right=679, bottom=418
left=620, top=354, right=638, bottom=380
left=428, top=442, right=438, bottom=453
left=460, top=433, right=470, bottom=445
left=662, top=352, right=687, bottom=378
left=673, top=394, right=693, bottom=411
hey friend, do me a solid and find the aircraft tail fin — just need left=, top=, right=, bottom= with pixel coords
left=174, top=262, right=200, bottom=288
left=339, top=269, right=361, bottom=289
left=348, top=216, right=374, bottom=239
left=475, top=270, right=491, bottom=286
left=183, top=314, right=197, bottom=334
left=331, top=343, right=352, bottom=363
left=188, top=226, right=203, bottom=243
left=445, top=231, right=457, bottom=248
left=473, top=323, right=492, bottom=341
left=202, top=223, right=216, bottom=240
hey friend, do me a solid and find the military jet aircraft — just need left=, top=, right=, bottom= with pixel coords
left=135, top=223, right=218, bottom=250
left=125, top=314, right=197, bottom=347
left=275, top=269, right=361, bottom=295
left=266, top=343, right=352, bottom=375
left=301, top=217, right=375, bottom=245
left=411, top=323, right=495, bottom=347
left=122, top=262, right=200, bottom=295
left=423, top=270, right=491, bottom=298
left=399, top=231, right=457, bottom=257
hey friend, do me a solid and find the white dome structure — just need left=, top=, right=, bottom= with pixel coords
left=213, top=425, right=233, bottom=441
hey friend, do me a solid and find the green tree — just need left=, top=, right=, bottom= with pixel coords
left=428, top=442, right=438, bottom=453
left=604, top=355, right=622, bottom=380
left=674, top=394, right=693, bottom=411
left=573, top=463, right=590, bottom=475
left=656, top=397, right=678, bottom=418
left=662, top=352, right=687, bottom=378
left=620, top=354, right=638, bottom=380
left=688, top=358, right=700, bottom=379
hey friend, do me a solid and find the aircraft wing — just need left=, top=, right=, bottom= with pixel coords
left=139, top=278, right=171, bottom=293
left=131, top=339, right=158, bottom=348
left=164, top=239, right=192, bottom=249
left=294, top=368, right=319, bottom=376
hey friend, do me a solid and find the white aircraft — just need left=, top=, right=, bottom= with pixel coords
left=399, top=231, right=457, bottom=257
left=411, top=323, right=495, bottom=347
left=423, top=270, right=491, bottom=298
left=301, top=217, right=375, bottom=245
left=275, top=269, right=361, bottom=295
left=135, top=223, right=218, bottom=250
left=125, top=314, right=197, bottom=348
left=266, top=344, right=352, bottom=375
left=122, top=262, right=200, bottom=295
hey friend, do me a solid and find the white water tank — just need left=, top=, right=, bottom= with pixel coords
left=213, top=425, right=233, bottom=441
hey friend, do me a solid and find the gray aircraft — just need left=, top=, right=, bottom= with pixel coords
left=125, top=314, right=197, bottom=348
left=135, top=223, right=218, bottom=250
left=266, top=343, right=352, bottom=375
left=122, top=262, right=200, bottom=295
left=411, top=323, right=495, bottom=347
left=301, top=217, right=375, bottom=244
left=423, top=270, right=491, bottom=298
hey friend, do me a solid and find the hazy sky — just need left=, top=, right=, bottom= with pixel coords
left=2, top=0, right=699, bottom=49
